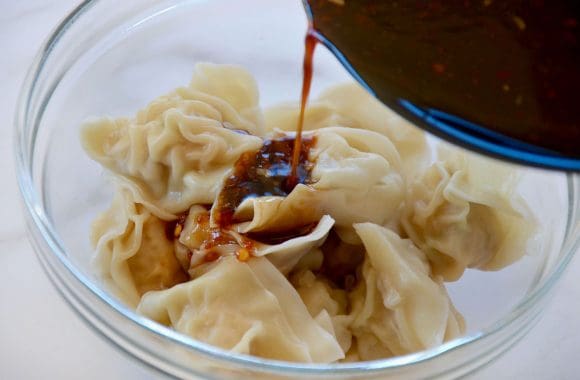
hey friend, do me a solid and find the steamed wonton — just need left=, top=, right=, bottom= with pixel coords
left=401, top=148, right=536, bottom=281
left=348, top=223, right=465, bottom=360
left=90, top=189, right=187, bottom=306
left=291, top=270, right=353, bottom=353
left=137, top=256, right=344, bottom=363
left=81, top=64, right=264, bottom=217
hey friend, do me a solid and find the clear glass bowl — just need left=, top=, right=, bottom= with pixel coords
left=15, top=0, right=580, bottom=379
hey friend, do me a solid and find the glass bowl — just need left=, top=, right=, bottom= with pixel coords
left=15, top=0, right=580, bottom=379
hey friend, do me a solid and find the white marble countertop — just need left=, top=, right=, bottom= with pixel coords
left=1, top=1, right=579, bottom=379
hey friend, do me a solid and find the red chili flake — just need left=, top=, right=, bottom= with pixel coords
left=432, top=63, right=446, bottom=74
left=547, top=89, right=557, bottom=99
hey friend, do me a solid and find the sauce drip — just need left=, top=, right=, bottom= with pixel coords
left=289, top=29, right=318, bottom=187
left=216, top=135, right=317, bottom=227
left=304, top=0, right=580, bottom=169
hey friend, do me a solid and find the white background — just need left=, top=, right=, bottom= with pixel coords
left=1, top=1, right=579, bottom=379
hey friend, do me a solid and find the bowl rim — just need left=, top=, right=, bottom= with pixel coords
left=14, top=0, right=580, bottom=375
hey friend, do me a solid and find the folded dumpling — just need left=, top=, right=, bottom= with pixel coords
left=222, top=127, right=405, bottom=244
left=311, top=127, right=404, bottom=239
left=90, top=190, right=188, bottom=306
left=176, top=205, right=335, bottom=275
left=81, top=64, right=264, bottom=217
left=188, top=63, right=264, bottom=135
left=401, top=149, right=536, bottom=281
left=348, top=223, right=465, bottom=360
left=246, top=215, right=335, bottom=274
left=137, top=256, right=344, bottom=363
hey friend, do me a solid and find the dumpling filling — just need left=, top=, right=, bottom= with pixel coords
left=82, top=63, right=536, bottom=363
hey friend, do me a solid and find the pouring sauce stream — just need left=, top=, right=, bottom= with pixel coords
left=288, top=28, right=318, bottom=188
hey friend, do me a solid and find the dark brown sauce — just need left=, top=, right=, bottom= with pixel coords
left=168, top=133, right=321, bottom=262
left=289, top=29, right=318, bottom=188
left=168, top=136, right=318, bottom=265
left=305, top=0, right=580, bottom=166
left=215, top=135, right=317, bottom=227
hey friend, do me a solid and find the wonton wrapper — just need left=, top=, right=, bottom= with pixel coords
left=291, top=270, right=353, bottom=353
left=401, top=149, right=536, bottom=281
left=179, top=206, right=335, bottom=275
left=348, top=223, right=465, bottom=360
left=90, top=190, right=187, bottom=307
left=81, top=64, right=264, bottom=217
left=224, top=127, right=405, bottom=244
left=311, top=127, right=404, bottom=240
left=242, top=215, right=334, bottom=274
left=137, top=256, right=344, bottom=363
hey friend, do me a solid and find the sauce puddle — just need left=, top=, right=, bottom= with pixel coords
left=215, top=135, right=317, bottom=227
left=172, top=135, right=318, bottom=264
